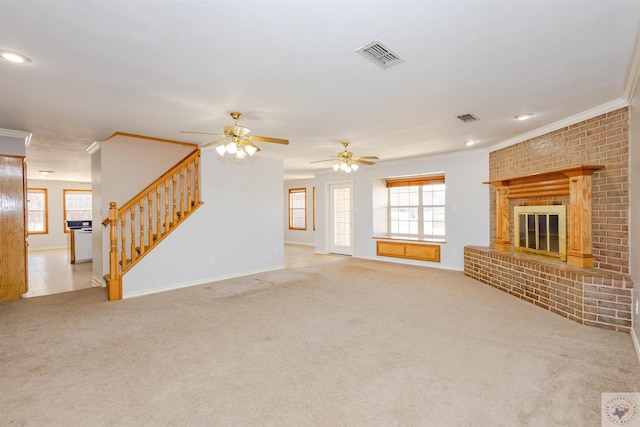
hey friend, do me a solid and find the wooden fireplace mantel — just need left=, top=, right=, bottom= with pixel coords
left=484, top=164, right=603, bottom=267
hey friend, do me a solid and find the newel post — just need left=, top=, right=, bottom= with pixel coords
left=107, top=202, right=122, bottom=300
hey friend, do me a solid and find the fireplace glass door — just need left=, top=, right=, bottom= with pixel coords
left=514, top=205, right=566, bottom=261
left=520, top=213, right=559, bottom=252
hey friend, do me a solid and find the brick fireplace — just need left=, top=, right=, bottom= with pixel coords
left=464, top=107, right=632, bottom=332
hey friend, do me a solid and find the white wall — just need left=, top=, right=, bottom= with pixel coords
left=100, top=135, right=196, bottom=209
left=90, top=145, right=103, bottom=286
left=122, top=150, right=285, bottom=298
left=26, top=179, right=92, bottom=250
left=97, top=135, right=196, bottom=283
left=283, top=178, right=316, bottom=246
left=314, top=149, right=490, bottom=270
left=630, top=81, right=640, bottom=351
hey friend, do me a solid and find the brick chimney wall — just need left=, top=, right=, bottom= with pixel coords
left=489, top=107, right=629, bottom=274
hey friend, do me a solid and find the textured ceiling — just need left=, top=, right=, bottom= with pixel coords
left=1, top=0, right=639, bottom=182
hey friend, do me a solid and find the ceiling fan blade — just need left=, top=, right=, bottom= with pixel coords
left=199, top=138, right=227, bottom=148
left=310, top=159, right=338, bottom=164
left=353, top=159, right=375, bottom=165
left=357, top=156, right=379, bottom=160
left=250, top=135, right=289, bottom=145
left=180, top=131, right=226, bottom=137
left=244, top=141, right=262, bottom=152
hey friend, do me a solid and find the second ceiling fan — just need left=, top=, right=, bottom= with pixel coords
left=311, top=142, right=379, bottom=172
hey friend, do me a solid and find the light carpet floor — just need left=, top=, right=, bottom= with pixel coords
left=2, top=258, right=639, bottom=426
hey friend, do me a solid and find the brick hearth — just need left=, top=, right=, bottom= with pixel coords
left=465, top=107, right=632, bottom=333
left=464, top=246, right=632, bottom=333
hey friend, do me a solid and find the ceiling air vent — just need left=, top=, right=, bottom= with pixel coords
left=355, top=40, right=405, bottom=69
left=457, top=113, right=479, bottom=123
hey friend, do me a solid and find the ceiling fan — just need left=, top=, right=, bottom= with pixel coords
left=311, top=141, right=379, bottom=172
left=181, top=111, right=289, bottom=160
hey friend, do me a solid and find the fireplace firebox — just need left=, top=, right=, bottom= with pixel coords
left=514, top=205, right=566, bottom=260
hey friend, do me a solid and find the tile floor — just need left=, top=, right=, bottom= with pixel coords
left=25, top=248, right=96, bottom=298
left=24, top=244, right=345, bottom=298
left=283, top=243, right=346, bottom=268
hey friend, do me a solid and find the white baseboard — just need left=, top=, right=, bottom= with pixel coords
left=123, top=265, right=285, bottom=299
left=91, top=274, right=105, bottom=288
left=28, top=246, right=67, bottom=252
left=355, top=254, right=464, bottom=271
left=284, top=241, right=315, bottom=247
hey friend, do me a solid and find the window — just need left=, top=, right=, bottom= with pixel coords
left=387, top=175, right=445, bottom=241
left=27, top=188, right=48, bottom=234
left=288, top=188, right=306, bottom=230
left=63, top=189, right=92, bottom=232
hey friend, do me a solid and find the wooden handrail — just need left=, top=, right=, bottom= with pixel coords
left=101, top=149, right=201, bottom=225
left=119, top=150, right=200, bottom=213
left=105, top=148, right=203, bottom=301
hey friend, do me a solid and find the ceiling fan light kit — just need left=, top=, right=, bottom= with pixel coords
left=181, top=111, right=288, bottom=162
left=312, top=141, right=378, bottom=173
left=333, top=161, right=359, bottom=173
left=215, top=140, right=258, bottom=159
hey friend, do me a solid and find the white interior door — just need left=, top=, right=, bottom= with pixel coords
left=329, top=182, right=352, bottom=255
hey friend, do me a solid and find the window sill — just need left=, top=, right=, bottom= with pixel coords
left=372, top=235, right=446, bottom=244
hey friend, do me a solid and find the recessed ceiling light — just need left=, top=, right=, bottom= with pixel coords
left=465, top=140, right=476, bottom=146
left=0, top=50, right=32, bottom=63
left=514, top=113, right=534, bottom=121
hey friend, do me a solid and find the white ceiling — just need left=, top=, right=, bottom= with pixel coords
left=1, top=1, right=639, bottom=182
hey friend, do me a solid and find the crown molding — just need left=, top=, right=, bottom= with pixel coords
left=489, top=99, right=629, bottom=153
left=623, top=22, right=640, bottom=102
left=106, top=131, right=198, bottom=147
left=0, top=128, right=32, bottom=146
left=85, top=141, right=101, bottom=154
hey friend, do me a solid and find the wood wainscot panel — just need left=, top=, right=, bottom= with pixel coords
left=377, top=241, right=405, bottom=257
left=376, top=240, right=441, bottom=262
left=405, top=243, right=441, bottom=262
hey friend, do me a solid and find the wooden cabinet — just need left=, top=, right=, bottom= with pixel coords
left=376, top=240, right=440, bottom=263
left=0, top=155, right=28, bottom=301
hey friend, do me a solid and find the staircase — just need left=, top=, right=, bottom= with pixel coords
left=103, top=149, right=203, bottom=300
